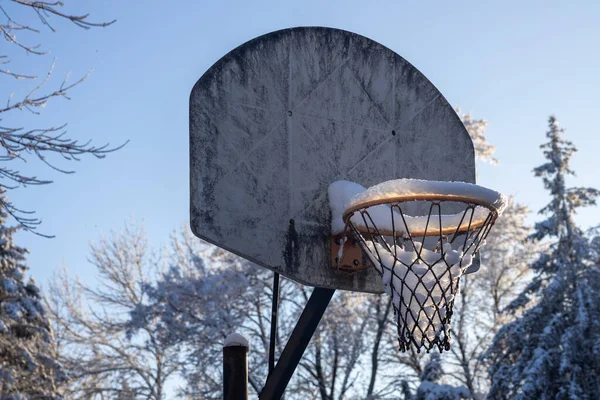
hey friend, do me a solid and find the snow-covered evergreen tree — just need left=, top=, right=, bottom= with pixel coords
left=484, top=115, right=600, bottom=399
left=0, top=200, right=65, bottom=399
left=414, top=353, right=469, bottom=400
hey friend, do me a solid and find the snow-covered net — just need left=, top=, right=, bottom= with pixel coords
left=345, top=199, right=499, bottom=353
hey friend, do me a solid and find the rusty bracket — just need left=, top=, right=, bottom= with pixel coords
left=330, top=234, right=368, bottom=272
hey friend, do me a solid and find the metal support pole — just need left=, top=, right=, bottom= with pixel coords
left=259, top=287, right=335, bottom=400
left=223, top=342, right=248, bottom=400
left=268, top=272, right=280, bottom=374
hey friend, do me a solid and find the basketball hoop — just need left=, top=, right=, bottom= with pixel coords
left=336, top=179, right=506, bottom=353
left=191, top=26, right=502, bottom=397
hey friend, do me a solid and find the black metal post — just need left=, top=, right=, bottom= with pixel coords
left=268, top=272, right=280, bottom=374
left=259, top=287, right=335, bottom=400
left=223, top=343, right=248, bottom=400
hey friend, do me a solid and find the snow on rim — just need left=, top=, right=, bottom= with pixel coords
left=347, top=179, right=507, bottom=213
left=328, top=179, right=506, bottom=236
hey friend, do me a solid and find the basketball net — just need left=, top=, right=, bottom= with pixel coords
left=343, top=201, right=497, bottom=352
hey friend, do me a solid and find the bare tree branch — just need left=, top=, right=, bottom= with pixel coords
left=11, top=1, right=116, bottom=30
left=0, top=1, right=121, bottom=235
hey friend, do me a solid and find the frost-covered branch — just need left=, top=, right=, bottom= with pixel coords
left=47, top=224, right=182, bottom=400
left=456, top=108, right=497, bottom=164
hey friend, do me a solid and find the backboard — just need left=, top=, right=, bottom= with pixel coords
left=190, top=27, right=476, bottom=294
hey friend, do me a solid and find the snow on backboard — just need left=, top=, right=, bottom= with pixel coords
left=190, top=27, right=476, bottom=293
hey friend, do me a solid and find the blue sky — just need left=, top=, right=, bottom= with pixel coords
left=6, top=0, right=599, bottom=287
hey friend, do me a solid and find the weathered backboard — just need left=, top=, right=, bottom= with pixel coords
left=190, top=27, right=476, bottom=293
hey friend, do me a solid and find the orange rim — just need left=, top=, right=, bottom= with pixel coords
left=342, top=194, right=499, bottom=237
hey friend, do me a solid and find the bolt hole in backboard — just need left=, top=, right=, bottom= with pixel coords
left=190, top=27, right=506, bottom=396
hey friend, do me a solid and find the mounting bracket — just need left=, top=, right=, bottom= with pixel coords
left=330, top=234, right=369, bottom=272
